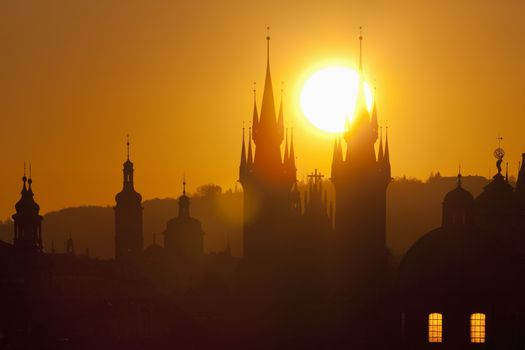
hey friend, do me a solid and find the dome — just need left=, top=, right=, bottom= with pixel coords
left=443, top=185, right=474, bottom=205
left=14, top=178, right=41, bottom=216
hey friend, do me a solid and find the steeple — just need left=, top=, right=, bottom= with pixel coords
left=179, top=179, right=190, bottom=217
left=252, top=85, right=259, bottom=141
left=384, top=126, right=390, bottom=164
left=457, top=165, right=463, bottom=188
left=122, top=136, right=135, bottom=191
left=283, top=127, right=289, bottom=164
left=370, top=89, right=378, bottom=142
left=13, top=165, right=43, bottom=253
left=258, top=27, right=277, bottom=136
left=240, top=125, right=247, bottom=169
left=247, top=127, right=253, bottom=165
left=277, top=85, right=284, bottom=142
left=377, top=126, right=384, bottom=162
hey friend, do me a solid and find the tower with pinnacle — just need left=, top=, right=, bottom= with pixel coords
left=12, top=165, right=43, bottom=253
left=238, top=30, right=297, bottom=261
left=330, top=31, right=391, bottom=289
left=114, top=136, right=144, bottom=263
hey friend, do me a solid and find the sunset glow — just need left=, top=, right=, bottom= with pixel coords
left=300, top=66, right=373, bottom=133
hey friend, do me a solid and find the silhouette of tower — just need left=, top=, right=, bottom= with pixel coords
left=330, top=31, right=391, bottom=289
left=238, top=30, right=297, bottom=261
left=163, top=180, right=204, bottom=260
left=114, top=136, right=143, bottom=263
left=12, top=165, right=43, bottom=253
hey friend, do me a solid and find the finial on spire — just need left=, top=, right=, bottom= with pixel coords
left=23, top=161, right=27, bottom=182
left=359, top=26, right=363, bottom=72
left=28, top=163, right=33, bottom=186
left=126, top=134, right=130, bottom=160
left=457, top=164, right=462, bottom=187
left=182, top=174, right=186, bottom=196
left=266, top=26, right=270, bottom=63
left=253, top=82, right=256, bottom=96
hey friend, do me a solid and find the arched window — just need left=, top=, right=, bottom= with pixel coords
left=428, top=313, right=443, bottom=343
left=470, top=313, right=486, bottom=343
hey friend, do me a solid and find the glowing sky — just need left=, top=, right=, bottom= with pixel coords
left=1, top=0, right=525, bottom=219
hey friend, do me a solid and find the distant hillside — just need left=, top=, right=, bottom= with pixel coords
left=0, top=175, right=494, bottom=259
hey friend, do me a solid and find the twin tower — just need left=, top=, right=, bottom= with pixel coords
left=239, top=33, right=391, bottom=283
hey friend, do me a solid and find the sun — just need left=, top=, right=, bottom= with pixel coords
left=300, top=66, right=374, bottom=133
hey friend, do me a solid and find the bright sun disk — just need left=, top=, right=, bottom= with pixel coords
left=300, top=66, right=373, bottom=133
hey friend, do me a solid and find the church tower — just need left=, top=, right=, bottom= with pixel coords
left=239, top=31, right=297, bottom=261
left=163, top=180, right=204, bottom=260
left=12, top=165, right=43, bottom=253
left=114, top=136, right=143, bottom=263
left=330, top=31, right=391, bottom=289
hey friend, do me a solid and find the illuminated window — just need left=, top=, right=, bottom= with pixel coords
left=428, top=313, right=443, bottom=343
left=471, top=313, right=486, bottom=343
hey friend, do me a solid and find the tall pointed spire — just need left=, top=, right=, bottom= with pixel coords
left=457, top=165, right=462, bottom=188
left=252, top=83, right=259, bottom=138
left=348, top=27, right=371, bottom=136
left=240, top=124, right=247, bottom=169
left=277, top=84, right=284, bottom=142
left=284, top=127, right=289, bottom=164
left=247, top=126, right=253, bottom=165
left=384, top=125, right=390, bottom=163
left=370, top=87, right=378, bottom=141
left=259, top=27, right=277, bottom=130
left=378, top=126, right=384, bottom=162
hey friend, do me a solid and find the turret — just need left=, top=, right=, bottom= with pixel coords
left=12, top=164, right=43, bottom=253
left=114, top=136, right=144, bottom=263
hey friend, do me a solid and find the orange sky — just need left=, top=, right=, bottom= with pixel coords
left=1, top=0, right=525, bottom=219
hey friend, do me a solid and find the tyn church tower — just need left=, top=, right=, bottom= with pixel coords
left=239, top=32, right=297, bottom=261
left=330, top=33, right=391, bottom=290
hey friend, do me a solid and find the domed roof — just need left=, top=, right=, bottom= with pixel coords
left=14, top=177, right=41, bottom=216
left=443, top=173, right=474, bottom=204
left=398, top=225, right=513, bottom=297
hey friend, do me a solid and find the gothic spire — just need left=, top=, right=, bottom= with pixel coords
left=259, top=27, right=277, bottom=131
left=457, top=165, right=462, bottom=188
left=370, top=88, right=378, bottom=141
left=252, top=84, right=259, bottom=139
left=284, top=127, right=289, bottom=164
left=378, top=126, right=384, bottom=163
left=240, top=125, right=247, bottom=169
left=247, top=127, right=253, bottom=165
left=384, top=126, right=390, bottom=163
left=277, top=85, right=284, bottom=142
